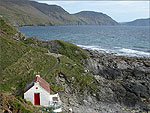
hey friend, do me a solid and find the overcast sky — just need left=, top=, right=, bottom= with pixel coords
left=37, top=1, right=149, bottom=22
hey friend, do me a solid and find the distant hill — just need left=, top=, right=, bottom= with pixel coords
left=30, top=1, right=82, bottom=25
left=0, top=0, right=52, bottom=26
left=0, top=0, right=118, bottom=26
left=123, top=18, right=150, bottom=26
left=74, top=11, right=118, bottom=25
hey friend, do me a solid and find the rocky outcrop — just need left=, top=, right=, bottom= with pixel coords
left=85, top=50, right=150, bottom=112
left=18, top=37, right=150, bottom=112
left=86, top=50, right=150, bottom=80
left=22, top=37, right=150, bottom=112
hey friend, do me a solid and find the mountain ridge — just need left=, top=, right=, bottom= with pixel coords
left=122, top=18, right=150, bottom=26
left=74, top=11, right=118, bottom=25
left=0, top=0, right=118, bottom=26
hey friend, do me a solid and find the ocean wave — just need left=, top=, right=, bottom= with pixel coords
left=77, top=44, right=109, bottom=53
left=77, top=44, right=150, bottom=57
left=118, top=48, right=150, bottom=57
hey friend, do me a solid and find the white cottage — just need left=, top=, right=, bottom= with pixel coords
left=24, top=75, right=62, bottom=112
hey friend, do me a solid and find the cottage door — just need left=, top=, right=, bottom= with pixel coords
left=34, top=93, right=40, bottom=105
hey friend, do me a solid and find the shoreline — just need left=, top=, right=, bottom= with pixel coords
left=78, top=44, right=150, bottom=58
left=16, top=24, right=149, bottom=27
left=16, top=24, right=120, bottom=27
left=17, top=25, right=150, bottom=58
left=83, top=47, right=150, bottom=112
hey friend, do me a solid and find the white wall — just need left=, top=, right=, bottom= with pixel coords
left=24, top=82, right=50, bottom=106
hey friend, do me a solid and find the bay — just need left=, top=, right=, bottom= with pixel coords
left=18, top=25, right=150, bottom=57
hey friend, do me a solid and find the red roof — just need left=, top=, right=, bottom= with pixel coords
left=24, top=76, right=50, bottom=93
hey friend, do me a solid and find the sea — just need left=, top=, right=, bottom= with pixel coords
left=18, top=25, right=150, bottom=57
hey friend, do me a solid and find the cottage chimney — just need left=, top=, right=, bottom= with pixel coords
left=36, top=75, right=40, bottom=77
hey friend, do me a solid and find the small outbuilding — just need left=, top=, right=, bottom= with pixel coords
left=24, top=75, right=62, bottom=111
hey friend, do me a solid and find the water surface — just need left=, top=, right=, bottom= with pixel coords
left=18, top=25, right=150, bottom=57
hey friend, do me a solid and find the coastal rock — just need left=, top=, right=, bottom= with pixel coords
left=87, top=58, right=104, bottom=75
left=85, top=49, right=150, bottom=111
left=59, top=49, right=150, bottom=112
left=116, top=61, right=128, bottom=69
left=122, top=82, right=150, bottom=98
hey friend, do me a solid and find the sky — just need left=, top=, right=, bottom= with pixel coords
left=36, top=1, right=149, bottom=22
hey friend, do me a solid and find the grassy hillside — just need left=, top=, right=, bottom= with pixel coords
left=0, top=93, right=40, bottom=113
left=0, top=0, right=52, bottom=26
left=74, top=11, right=118, bottom=25
left=30, top=1, right=82, bottom=25
left=0, top=17, right=99, bottom=112
left=0, top=17, right=17, bottom=36
left=0, top=0, right=118, bottom=26
left=22, top=38, right=88, bottom=64
left=123, top=18, right=150, bottom=26
left=0, top=16, right=97, bottom=93
left=0, top=0, right=81, bottom=26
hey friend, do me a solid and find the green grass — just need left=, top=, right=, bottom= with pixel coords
left=23, top=39, right=88, bottom=65
left=1, top=36, right=30, bottom=70
left=53, top=40, right=88, bottom=64
left=0, top=93, right=39, bottom=113
left=1, top=36, right=97, bottom=96
left=0, top=17, right=98, bottom=100
left=9, top=100, right=33, bottom=113
left=0, top=15, right=101, bottom=113
left=0, top=17, right=17, bottom=36
left=0, top=1, right=81, bottom=26
left=0, top=4, right=51, bottom=26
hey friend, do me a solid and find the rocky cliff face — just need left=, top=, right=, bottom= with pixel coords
left=84, top=50, right=150, bottom=112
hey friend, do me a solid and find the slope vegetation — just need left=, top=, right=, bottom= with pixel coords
left=1, top=17, right=149, bottom=113
left=123, top=18, right=150, bottom=26
left=74, top=11, right=118, bottom=25
left=0, top=0, right=52, bottom=26
left=0, top=17, right=99, bottom=112
left=0, top=0, right=118, bottom=26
